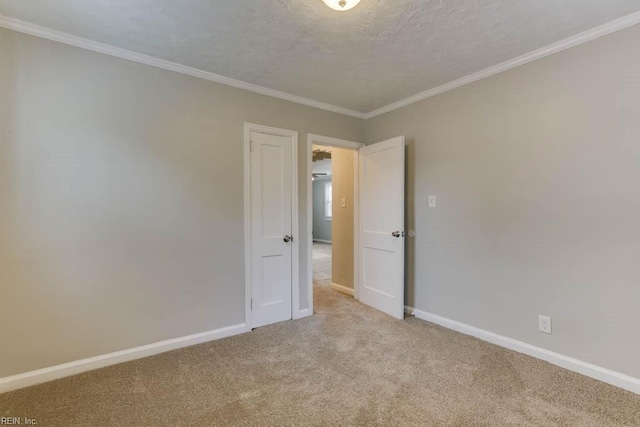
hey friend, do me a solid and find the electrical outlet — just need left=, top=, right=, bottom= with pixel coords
left=538, top=315, right=552, bottom=334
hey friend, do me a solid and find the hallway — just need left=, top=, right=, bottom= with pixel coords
left=312, top=242, right=332, bottom=286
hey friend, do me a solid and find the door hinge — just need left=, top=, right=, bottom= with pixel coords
left=250, top=140, right=255, bottom=152
left=250, top=298, right=253, bottom=309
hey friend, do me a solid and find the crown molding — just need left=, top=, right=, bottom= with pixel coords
left=2, top=10, right=639, bottom=121
left=363, top=10, right=640, bottom=119
left=0, top=15, right=368, bottom=120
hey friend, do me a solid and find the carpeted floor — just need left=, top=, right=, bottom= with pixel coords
left=2, top=281, right=640, bottom=426
left=312, top=242, right=332, bottom=286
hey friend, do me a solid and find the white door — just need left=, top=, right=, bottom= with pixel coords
left=358, top=136, right=405, bottom=319
left=250, top=131, right=293, bottom=328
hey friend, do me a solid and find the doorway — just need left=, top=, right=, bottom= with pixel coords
left=306, top=134, right=407, bottom=320
left=311, top=144, right=356, bottom=297
left=307, top=134, right=363, bottom=311
left=311, top=147, right=333, bottom=286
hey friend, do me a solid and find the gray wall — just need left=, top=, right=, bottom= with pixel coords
left=366, top=24, right=640, bottom=378
left=312, top=177, right=332, bottom=242
left=0, top=28, right=365, bottom=377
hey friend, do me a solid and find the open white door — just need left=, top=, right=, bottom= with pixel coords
left=250, top=131, right=294, bottom=328
left=358, top=136, right=405, bottom=319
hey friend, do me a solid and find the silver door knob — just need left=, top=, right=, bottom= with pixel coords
left=391, top=231, right=406, bottom=238
left=283, top=235, right=293, bottom=243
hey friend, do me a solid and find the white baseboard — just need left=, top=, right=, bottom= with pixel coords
left=313, top=239, right=332, bottom=244
left=405, top=306, right=640, bottom=395
left=294, top=308, right=313, bottom=320
left=0, top=323, right=250, bottom=394
left=331, top=283, right=355, bottom=296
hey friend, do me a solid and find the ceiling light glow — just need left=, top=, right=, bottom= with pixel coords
left=322, top=0, right=362, bottom=11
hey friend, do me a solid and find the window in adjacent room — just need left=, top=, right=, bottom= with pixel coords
left=324, top=181, right=332, bottom=219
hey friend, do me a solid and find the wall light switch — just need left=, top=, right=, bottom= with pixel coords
left=341, top=198, right=346, bottom=208
left=428, top=195, right=437, bottom=208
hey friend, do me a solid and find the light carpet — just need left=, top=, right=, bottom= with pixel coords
left=1, top=285, right=639, bottom=426
left=312, top=242, right=332, bottom=285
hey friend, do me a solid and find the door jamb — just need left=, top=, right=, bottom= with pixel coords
left=307, top=134, right=364, bottom=316
left=244, top=123, right=299, bottom=329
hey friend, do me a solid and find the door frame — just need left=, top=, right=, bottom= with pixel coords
left=244, top=123, right=299, bottom=328
left=306, top=134, right=365, bottom=314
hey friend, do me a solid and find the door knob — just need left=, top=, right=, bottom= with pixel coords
left=283, top=235, right=293, bottom=243
left=391, top=231, right=406, bottom=238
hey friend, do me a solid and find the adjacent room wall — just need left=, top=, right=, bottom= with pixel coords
left=0, top=28, right=365, bottom=377
left=331, top=147, right=355, bottom=290
left=366, top=24, right=640, bottom=378
left=312, top=177, right=332, bottom=242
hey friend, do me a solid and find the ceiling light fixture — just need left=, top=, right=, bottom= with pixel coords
left=322, top=0, right=361, bottom=11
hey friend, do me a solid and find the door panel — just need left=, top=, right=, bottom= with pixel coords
left=358, top=136, right=405, bottom=319
left=251, top=131, right=293, bottom=328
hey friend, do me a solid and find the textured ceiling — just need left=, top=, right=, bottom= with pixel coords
left=1, top=0, right=639, bottom=113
